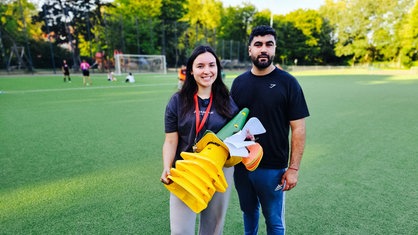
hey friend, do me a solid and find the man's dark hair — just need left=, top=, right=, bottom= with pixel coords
left=248, top=25, right=277, bottom=45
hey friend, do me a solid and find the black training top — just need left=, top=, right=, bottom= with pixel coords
left=231, top=67, right=310, bottom=169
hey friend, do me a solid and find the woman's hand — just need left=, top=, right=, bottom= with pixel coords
left=160, top=168, right=173, bottom=185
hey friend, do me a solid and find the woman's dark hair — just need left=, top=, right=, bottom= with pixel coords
left=179, top=45, right=233, bottom=119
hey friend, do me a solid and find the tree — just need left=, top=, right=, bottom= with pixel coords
left=219, top=4, right=256, bottom=42
left=0, top=0, right=42, bottom=71
left=286, top=10, right=320, bottom=47
left=218, top=3, right=256, bottom=62
left=89, top=0, right=166, bottom=73
left=285, top=9, right=336, bottom=65
left=398, top=1, right=418, bottom=67
left=321, top=0, right=415, bottom=65
left=5, top=0, right=416, bottom=71
left=180, top=0, right=222, bottom=55
left=33, top=0, right=113, bottom=69
left=159, top=0, right=188, bottom=67
left=274, top=18, right=309, bottom=66
left=251, top=10, right=335, bottom=66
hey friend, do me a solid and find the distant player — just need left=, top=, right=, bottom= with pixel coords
left=80, top=60, right=92, bottom=86
left=125, top=72, right=135, bottom=83
left=107, top=71, right=117, bottom=81
left=177, top=64, right=186, bottom=89
left=62, top=60, right=71, bottom=83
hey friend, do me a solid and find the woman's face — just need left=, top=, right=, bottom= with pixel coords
left=191, top=52, right=217, bottom=89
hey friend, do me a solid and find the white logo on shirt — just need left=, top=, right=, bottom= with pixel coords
left=269, top=84, right=276, bottom=88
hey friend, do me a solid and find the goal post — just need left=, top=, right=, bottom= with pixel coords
left=114, top=54, right=166, bottom=75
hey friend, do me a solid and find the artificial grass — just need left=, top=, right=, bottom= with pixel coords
left=1, top=71, right=417, bottom=234
left=288, top=73, right=418, bottom=234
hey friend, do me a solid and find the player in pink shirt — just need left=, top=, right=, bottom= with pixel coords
left=80, top=60, right=92, bottom=86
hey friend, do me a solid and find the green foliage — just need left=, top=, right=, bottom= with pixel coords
left=321, top=0, right=416, bottom=65
left=274, top=19, right=308, bottom=65
left=284, top=9, right=336, bottom=65
left=160, top=0, right=189, bottom=66
left=1, top=0, right=418, bottom=69
left=32, top=0, right=114, bottom=69
left=0, top=0, right=42, bottom=70
left=180, top=0, right=222, bottom=51
left=398, top=1, right=418, bottom=68
left=219, top=3, right=256, bottom=43
left=0, top=0, right=40, bottom=41
left=217, top=4, right=257, bottom=62
left=107, top=0, right=162, bottom=54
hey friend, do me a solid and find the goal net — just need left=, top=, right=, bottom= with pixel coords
left=114, top=54, right=166, bottom=75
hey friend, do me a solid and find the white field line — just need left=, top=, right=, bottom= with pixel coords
left=1, top=83, right=175, bottom=94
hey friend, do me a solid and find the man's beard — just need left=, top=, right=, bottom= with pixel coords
left=251, top=54, right=274, bottom=69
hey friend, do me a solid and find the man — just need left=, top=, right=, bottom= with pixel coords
left=230, top=25, right=310, bottom=235
left=62, top=60, right=71, bottom=83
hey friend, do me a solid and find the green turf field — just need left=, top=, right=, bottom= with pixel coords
left=1, top=70, right=417, bottom=234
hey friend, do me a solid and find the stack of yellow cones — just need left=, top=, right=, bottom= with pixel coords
left=164, top=108, right=252, bottom=213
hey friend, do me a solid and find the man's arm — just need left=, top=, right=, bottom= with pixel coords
left=281, top=118, right=306, bottom=191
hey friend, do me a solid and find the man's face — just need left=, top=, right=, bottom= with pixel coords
left=248, top=35, right=276, bottom=69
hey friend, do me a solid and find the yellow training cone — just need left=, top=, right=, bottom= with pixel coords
left=164, top=108, right=251, bottom=213
left=175, top=160, right=216, bottom=195
left=181, top=132, right=229, bottom=191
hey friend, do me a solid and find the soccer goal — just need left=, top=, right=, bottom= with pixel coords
left=114, top=54, right=166, bottom=75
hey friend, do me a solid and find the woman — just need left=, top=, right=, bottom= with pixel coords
left=80, top=59, right=92, bottom=86
left=160, top=45, right=239, bottom=235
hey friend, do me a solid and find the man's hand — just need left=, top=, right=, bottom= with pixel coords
left=281, top=168, right=299, bottom=191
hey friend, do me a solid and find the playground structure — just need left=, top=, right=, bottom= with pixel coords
left=7, top=44, right=29, bottom=71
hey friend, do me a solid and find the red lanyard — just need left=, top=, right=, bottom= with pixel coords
left=194, top=93, right=213, bottom=138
